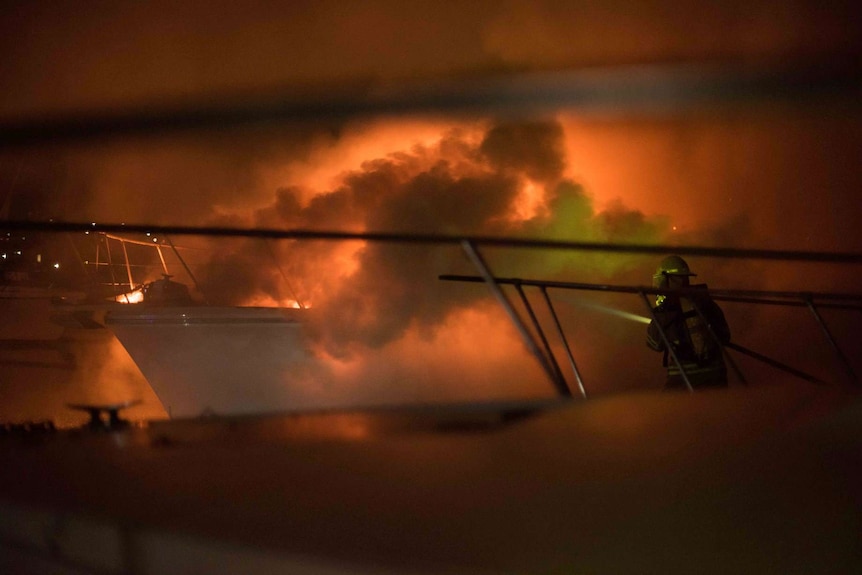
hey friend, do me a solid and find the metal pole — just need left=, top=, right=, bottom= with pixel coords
left=514, top=283, right=570, bottom=395
left=540, top=287, right=587, bottom=398
left=691, top=302, right=747, bottom=386
left=120, top=240, right=135, bottom=291
left=65, top=233, right=93, bottom=286
left=460, top=240, right=571, bottom=397
left=639, top=291, right=694, bottom=392
left=265, top=240, right=305, bottom=309
left=804, top=295, right=858, bottom=385
left=164, top=235, right=204, bottom=301
left=103, top=235, right=123, bottom=300
left=724, top=342, right=826, bottom=385
left=156, top=245, right=169, bottom=275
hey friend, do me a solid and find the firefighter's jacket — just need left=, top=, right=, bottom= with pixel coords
left=646, top=284, right=730, bottom=384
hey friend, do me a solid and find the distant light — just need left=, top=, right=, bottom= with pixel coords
left=53, top=263, right=60, bottom=269
left=36, top=254, right=42, bottom=263
left=152, top=237, right=158, bottom=243
left=91, top=222, right=96, bottom=226
left=1, top=253, right=6, bottom=259
left=146, top=232, right=151, bottom=237
left=15, top=250, right=22, bottom=255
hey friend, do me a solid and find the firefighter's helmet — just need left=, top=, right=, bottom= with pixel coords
left=653, top=255, right=696, bottom=287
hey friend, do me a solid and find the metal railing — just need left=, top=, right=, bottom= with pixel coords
left=440, top=273, right=862, bottom=396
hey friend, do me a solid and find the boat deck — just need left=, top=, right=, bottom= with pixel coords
left=1, top=381, right=859, bottom=574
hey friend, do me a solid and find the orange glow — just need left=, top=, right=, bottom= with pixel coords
left=258, top=119, right=484, bottom=206
left=308, top=303, right=552, bottom=405
left=240, top=293, right=306, bottom=309
left=509, top=180, right=548, bottom=222
left=327, top=241, right=364, bottom=280
left=558, top=113, right=781, bottom=236
left=115, top=289, right=144, bottom=304
left=561, top=115, right=668, bottom=221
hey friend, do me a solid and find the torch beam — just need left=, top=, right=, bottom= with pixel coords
left=555, top=294, right=651, bottom=324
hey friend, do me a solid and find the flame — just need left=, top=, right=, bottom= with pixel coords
left=239, top=293, right=307, bottom=309
left=115, top=288, right=144, bottom=304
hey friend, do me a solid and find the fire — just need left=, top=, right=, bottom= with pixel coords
left=115, top=288, right=144, bottom=304
left=239, top=293, right=307, bottom=309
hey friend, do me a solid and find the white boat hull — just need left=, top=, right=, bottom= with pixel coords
left=107, top=306, right=310, bottom=418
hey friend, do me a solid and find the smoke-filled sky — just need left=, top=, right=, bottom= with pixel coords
left=1, top=1, right=861, bottom=405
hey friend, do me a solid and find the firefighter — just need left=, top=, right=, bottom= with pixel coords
left=646, top=255, right=731, bottom=389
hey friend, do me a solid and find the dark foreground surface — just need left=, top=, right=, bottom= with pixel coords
left=1, top=380, right=860, bottom=574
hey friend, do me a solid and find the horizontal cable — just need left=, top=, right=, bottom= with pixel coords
left=439, top=274, right=862, bottom=303
left=4, top=220, right=862, bottom=265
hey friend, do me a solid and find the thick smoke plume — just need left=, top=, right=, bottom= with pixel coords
left=194, top=120, right=668, bottom=365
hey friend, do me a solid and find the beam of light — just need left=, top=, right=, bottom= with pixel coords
left=556, top=293, right=651, bottom=324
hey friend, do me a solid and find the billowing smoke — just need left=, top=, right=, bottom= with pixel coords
left=190, top=120, right=668, bottom=368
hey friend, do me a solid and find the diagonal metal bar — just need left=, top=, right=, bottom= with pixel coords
left=265, top=239, right=306, bottom=309
left=460, top=240, right=571, bottom=398
left=513, top=284, right=571, bottom=397
left=724, top=342, right=826, bottom=385
left=690, top=302, right=747, bottom=386
left=164, top=235, right=205, bottom=301
left=803, top=295, right=858, bottom=385
left=639, top=291, right=694, bottom=392
left=103, top=234, right=122, bottom=295
left=540, top=287, right=587, bottom=399
left=155, top=245, right=169, bottom=275
left=119, top=239, right=135, bottom=290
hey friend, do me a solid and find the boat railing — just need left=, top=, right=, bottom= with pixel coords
left=440, top=273, right=862, bottom=396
